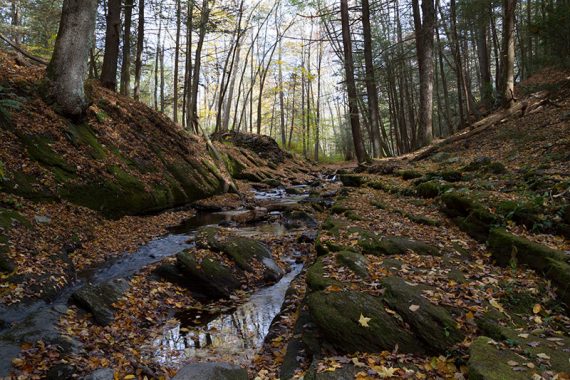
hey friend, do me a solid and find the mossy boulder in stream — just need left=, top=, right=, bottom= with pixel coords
left=71, top=278, right=130, bottom=326
left=307, top=290, right=421, bottom=354
left=196, top=227, right=283, bottom=282
left=176, top=250, right=241, bottom=298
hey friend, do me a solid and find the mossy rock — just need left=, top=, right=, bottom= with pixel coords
left=339, top=174, right=367, bottom=187
left=344, top=210, right=362, bottom=221
left=196, top=227, right=283, bottom=282
left=314, top=235, right=348, bottom=256
left=351, top=228, right=440, bottom=256
left=17, top=133, right=76, bottom=175
left=441, top=192, right=497, bottom=242
left=496, top=200, right=543, bottom=230
left=307, top=290, right=421, bottom=354
left=0, top=208, right=30, bottom=229
left=488, top=228, right=570, bottom=308
left=330, top=203, right=349, bottom=215
left=405, top=213, right=441, bottom=226
left=66, top=123, right=106, bottom=159
left=381, top=276, right=463, bottom=353
left=415, top=180, right=450, bottom=198
left=306, top=257, right=341, bottom=291
left=426, top=171, right=463, bottom=183
left=463, top=157, right=492, bottom=171
left=321, top=217, right=347, bottom=236
left=400, top=170, right=423, bottom=180
left=367, top=181, right=391, bottom=192
left=71, top=278, right=129, bottom=326
left=468, top=337, right=530, bottom=380
left=370, top=200, right=387, bottom=209
left=176, top=250, right=241, bottom=298
left=335, top=251, right=369, bottom=279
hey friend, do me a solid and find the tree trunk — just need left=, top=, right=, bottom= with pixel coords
left=340, top=0, right=368, bottom=163
left=120, top=0, right=134, bottom=96
left=101, top=0, right=122, bottom=91
left=361, top=0, right=384, bottom=157
left=11, top=0, right=20, bottom=46
left=502, top=0, right=517, bottom=108
left=188, top=0, right=210, bottom=133
left=413, top=0, right=435, bottom=147
left=278, top=39, right=286, bottom=146
left=173, top=0, right=182, bottom=122
left=476, top=18, right=493, bottom=108
left=133, top=0, right=144, bottom=101
left=47, top=0, right=98, bottom=116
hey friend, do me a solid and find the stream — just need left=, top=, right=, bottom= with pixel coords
left=0, top=187, right=312, bottom=377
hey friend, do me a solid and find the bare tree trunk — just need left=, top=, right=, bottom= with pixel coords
left=47, top=0, right=98, bottom=116
left=362, top=0, right=385, bottom=157
left=314, top=36, right=323, bottom=161
left=133, top=0, right=144, bottom=101
left=340, top=0, right=368, bottom=163
left=160, top=45, right=165, bottom=113
left=278, top=39, right=286, bottom=146
left=476, top=17, right=493, bottom=108
left=101, top=0, right=122, bottom=91
left=120, top=0, right=134, bottom=96
left=11, top=0, right=20, bottom=46
left=154, top=6, right=162, bottom=111
left=188, top=0, right=210, bottom=133
left=502, top=0, right=517, bottom=108
left=173, top=0, right=182, bottom=122
left=184, top=1, right=194, bottom=129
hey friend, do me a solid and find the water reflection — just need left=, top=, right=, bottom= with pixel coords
left=152, top=264, right=302, bottom=366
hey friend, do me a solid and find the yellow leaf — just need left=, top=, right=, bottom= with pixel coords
left=358, top=314, right=371, bottom=327
left=533, top=304, right=542, bottom=314
left=124, top=375, right=136, bottom=380
left=466, top=311, right=475, bottom=320
left=489, top=298, right=504, bottom=313
left=325, top=285, right=343, bottom=292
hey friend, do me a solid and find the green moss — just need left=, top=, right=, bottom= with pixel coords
left=441, top=192, right=497, bottom=241
left=67, top=123, right=107, bottom=159
left=415, top=180, right=450, bottom=198
left=405, top=213, right=441, bottom=226
left=2, top=171, right=54, bottom=200
left=468, top=336, right=529, bottom=380
left=339, top=174, right=367, bottom=187
left=330, top=203, right=349, bottom=215
left=18, top=133, right=76, bottom=175
left=400, top=170, right=422, bottom=180
left=306, top=257, right=341, bottom=291
left=0, top=208, right=30, bottom=229
left=370, top=200, right=387, bottom=209
left=335, top=251, right=369, bottom=278
left=95, top=110, right=108, bottom=123
left=344, top=210, right=363, bottom=221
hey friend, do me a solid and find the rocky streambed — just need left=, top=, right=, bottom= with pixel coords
left=0, top=180, right=332, bottom=379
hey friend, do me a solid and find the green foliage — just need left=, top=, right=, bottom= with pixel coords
left=0, top=85, right=22, bottom=128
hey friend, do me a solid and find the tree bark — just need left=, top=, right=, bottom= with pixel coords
left=133, top=0, right=144, bottom=101
left=188, top=0, right=210, bottom=133
left=173, top=0, right=182, bottom=122
left=47, top=0, right=98, bottom=116
left=100, top=0, right=122, bottom=91
left=120, top=0, right=134, bottom=96
left=340, top=0, right=368, bottom=163
left=412, top=0, right=435, bottom=147
left=501, top=0, right=517, bottom=108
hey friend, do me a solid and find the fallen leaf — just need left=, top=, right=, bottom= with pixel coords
left=489, top=299, right=504, bottom=313
left=533, top=304, right=542, bottom=314
left=536, top=353, right=550, bottom=360
left=409, top=304, right=420, bottom=312
left=359, top=314, right=371, bottom=327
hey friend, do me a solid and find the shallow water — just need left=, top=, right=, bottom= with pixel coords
left=151, top=263, right=303, bottom=366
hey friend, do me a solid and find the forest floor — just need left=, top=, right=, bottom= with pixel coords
left=0, top=52, right=569, bottom=380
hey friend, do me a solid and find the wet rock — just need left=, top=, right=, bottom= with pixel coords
left=196, top=227, right=283, bottom=281
left=307, top=290, right=420, bottom=354
left=297, top=230, right=317, bottom=243
left=231, top=207, right=269, bottom=224
left=284, top=210, right=318, bottom=229
left=46, top=364, right=74, bottom=380
left=335, top=251, right=369, bottom=279
left=285, top=187, right=303, bottom=195
left=84, top=368, right=115, bottom=380
left=71, top=278, right=129, bottom=326
left=381, top=276, right=463, bottom=353
left=262, top=178, right=282, bottom=187
left=172, top=362, right=248, bottom=380
left=468, top=336, right=529, bottom=380
left=177, top=250, right=241, bottom=298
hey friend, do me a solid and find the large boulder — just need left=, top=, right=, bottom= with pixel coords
left=307, top=291, right=421, bottom=354
left=172, top=362, right=248, bottom=380
left=351, top=228, right=440, bottom=256
left=468, top=337, right=532, bottom=380
left=71, top=278, right=129, bottom=326
left=335, top=251, right=369, bottom=279
left=196, top=227, right=283, bottom=282
left=176, top=250, right=241, bottom=298
left=440, top=192, right=497, bottom=242
left=381, top=276, right=463, bottom=353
